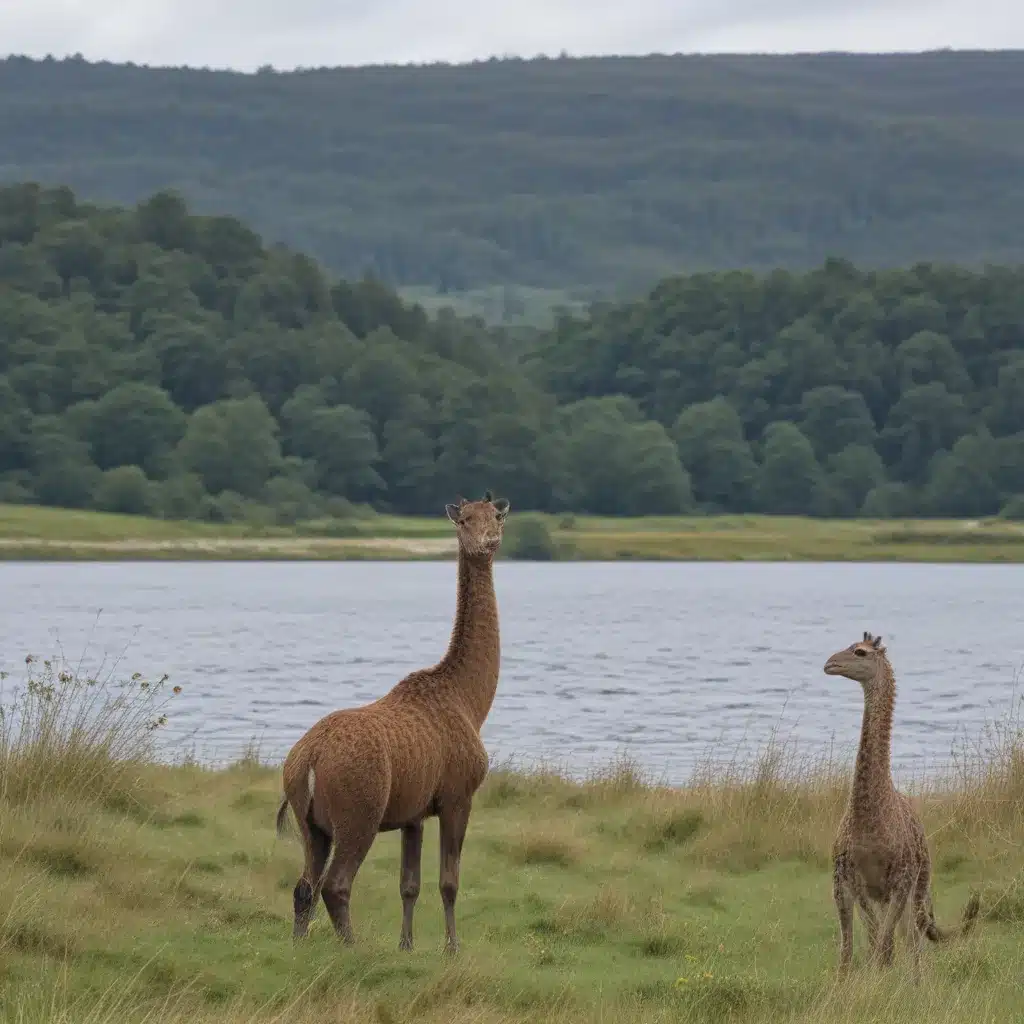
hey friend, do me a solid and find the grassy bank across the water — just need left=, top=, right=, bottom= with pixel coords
left=1, top=662, right=1023, bottom=1023
left=2, top=504, right=1024, bottom=562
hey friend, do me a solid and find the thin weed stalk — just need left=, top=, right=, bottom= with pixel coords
left=0, top=654, right=179, bottom=809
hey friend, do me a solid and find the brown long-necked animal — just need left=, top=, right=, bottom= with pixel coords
left=825, top=632, right=979, bottom=980
left=275, top=491, right=509, bottom=953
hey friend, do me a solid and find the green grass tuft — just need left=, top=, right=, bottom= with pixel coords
left=643, top=808, right=704, bottom=850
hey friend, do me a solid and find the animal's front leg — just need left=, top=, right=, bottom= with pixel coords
left=399, top=821, right=424, bottom=951
left=438, top=799, right=472, bottom=955
left=833, top=853, right=855, bottom=975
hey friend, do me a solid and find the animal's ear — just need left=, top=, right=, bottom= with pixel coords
left=445, top=504, right=461, bottom=524
left=483, top=489, right=493, bottom=502
left=493, top=498, right=510, bottom=518
left=863, top=631, right=870, bottom=642
left=871, top=635, right=883, bottom=649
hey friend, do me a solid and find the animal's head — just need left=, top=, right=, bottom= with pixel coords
left=823, top=631, right=888, bottom=686
left=445, top=491, right=510, bottom=558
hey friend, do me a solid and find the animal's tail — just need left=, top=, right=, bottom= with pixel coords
left=921, top=891, right=980, bottom=943
left=275, top=795, right=291, bottom=837
left=287, top=764, right=335, bottom=910
left=274, top=764, right=317, bottom=840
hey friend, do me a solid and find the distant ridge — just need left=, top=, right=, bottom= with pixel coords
left=3, top=50, right=1024, bottom=297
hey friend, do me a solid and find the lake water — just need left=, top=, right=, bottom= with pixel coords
left=1, top=562, right=1021, bottom=784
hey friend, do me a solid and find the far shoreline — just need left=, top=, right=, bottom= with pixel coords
left=2, top=505, right=1024, bottom=563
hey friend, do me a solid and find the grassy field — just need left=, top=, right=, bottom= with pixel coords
left=1, top=663, right=1022, bottom=1023
left=2, top=504, right=1024, bottom=562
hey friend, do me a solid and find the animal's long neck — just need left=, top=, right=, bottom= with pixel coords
left=850, top=659, right=897, bottom=816
left=436, top=546, right=500, bottom=730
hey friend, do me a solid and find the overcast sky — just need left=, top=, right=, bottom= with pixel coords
left=2, top=0, right=1021, bottom=71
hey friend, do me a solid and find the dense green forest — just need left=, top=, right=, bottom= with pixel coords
left=0, top=183, right=1022, bottom=522
left=2, top=51, right=1024, bottom=303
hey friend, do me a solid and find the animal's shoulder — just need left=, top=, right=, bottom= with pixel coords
left=894, top=791, right=927, bottom=840
left=447, top=728, right=488, bottom=773
left=385, top=669, right=437, bottom=701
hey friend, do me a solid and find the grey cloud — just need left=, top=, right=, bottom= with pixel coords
left=0, top=0, right=1020, bottom=70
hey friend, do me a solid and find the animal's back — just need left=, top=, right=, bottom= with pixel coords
left=282, top=680, right=465, bottom=833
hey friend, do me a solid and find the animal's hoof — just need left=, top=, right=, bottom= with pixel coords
left=399, top=938, right=413, bottom=952
left=443, top=940, right=459, bottom=956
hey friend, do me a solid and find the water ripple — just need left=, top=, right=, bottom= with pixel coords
left=1, top=561, right=1021, bottom=784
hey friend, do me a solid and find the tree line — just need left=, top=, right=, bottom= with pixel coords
left=0, top=184, right=1022, bottom=522
left=2, top=52, right=1024, bottom=297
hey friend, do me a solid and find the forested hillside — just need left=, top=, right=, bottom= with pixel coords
left=0, top=184, right=1022, bottom=522
left=2, top=51, right=1024, bottom=298
left=533, top=260, right=1024, bottom=517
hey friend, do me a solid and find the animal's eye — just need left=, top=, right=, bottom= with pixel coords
left=854, top=648, right=867, bottom=657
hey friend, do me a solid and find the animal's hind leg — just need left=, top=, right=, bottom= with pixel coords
left=293, top=821, right=331, bottom=940
left=439, top=800, right=472, bottom=955
left=873, top=872, right=914, bottom=970
left=855, top=886, right=879, bottom=951
left=320, top=826, right=378, bottom=945
left=833, top=854, right=855, bottom=975
left=912, top=859, right=938, bottom=940
left=399, top=821, right=424, bottom=951
left=901, top=890, right=923, bottom=985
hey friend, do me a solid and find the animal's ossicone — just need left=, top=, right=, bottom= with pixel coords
left=275, top=491, right=510, bottom=953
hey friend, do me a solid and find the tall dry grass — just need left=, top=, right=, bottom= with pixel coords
left=0, top=655, right=178, bottom=809
left=482, top=681, right=1024, bottom=878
